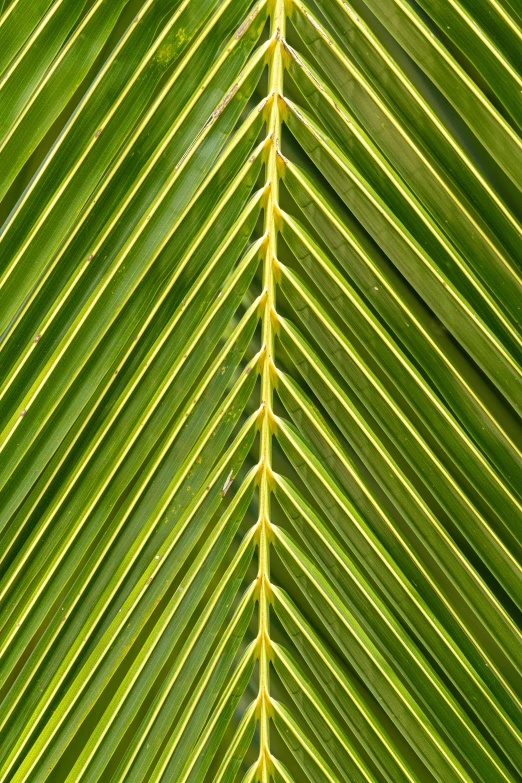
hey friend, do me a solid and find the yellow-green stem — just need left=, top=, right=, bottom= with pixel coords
left=257, top=0, right=285, bottom=778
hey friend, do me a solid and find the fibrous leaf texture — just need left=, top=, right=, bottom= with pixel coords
left=1, top=0, right=522, bottom=780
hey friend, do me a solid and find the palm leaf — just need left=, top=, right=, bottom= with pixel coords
left=1, top=0, right=522, bottom=780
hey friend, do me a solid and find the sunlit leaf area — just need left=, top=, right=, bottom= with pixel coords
left=1, top=0, right=522, bottom=780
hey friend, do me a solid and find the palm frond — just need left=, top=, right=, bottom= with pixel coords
left=1, top=0, right=522, bottom=780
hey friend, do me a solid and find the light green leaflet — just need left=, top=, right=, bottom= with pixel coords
left=0, top=0, right=521, bottom=780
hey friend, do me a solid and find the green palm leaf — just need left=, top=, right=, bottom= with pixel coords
left=1, top=0, right=522, bottom=780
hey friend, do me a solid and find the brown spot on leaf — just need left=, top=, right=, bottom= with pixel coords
left=235, top=6, right=259, bottom=39
left=212, top=84, right=239, bottom=119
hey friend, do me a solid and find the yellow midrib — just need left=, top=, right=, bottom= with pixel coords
left=257, top=0, right=286, bottom=777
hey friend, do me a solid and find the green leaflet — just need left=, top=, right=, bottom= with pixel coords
left=314, top=0, right=522, bottom=187
left=0, top=0, right=131, bottom=198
